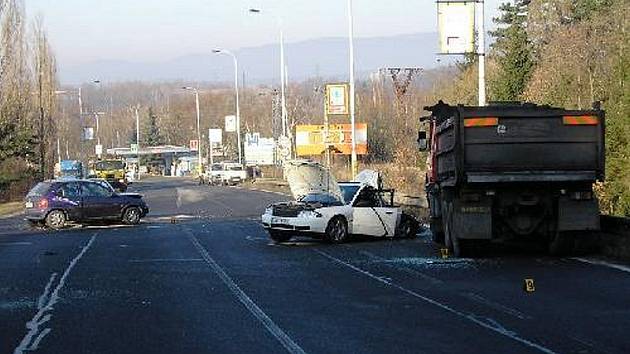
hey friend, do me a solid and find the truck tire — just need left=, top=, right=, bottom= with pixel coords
left=444, top=202, right=467, bottom=258
left=549, top=231, right=575, bottom=256
left=430, top=218, right=445, bottom=244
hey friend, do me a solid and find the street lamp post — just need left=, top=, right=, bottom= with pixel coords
left=213, top=49, right=242, bottom=165
left=249, top=8, right=288, bottom=138
left=183, top=87, right=203, bottom=175
left=347, top=0, right=358, bottom=178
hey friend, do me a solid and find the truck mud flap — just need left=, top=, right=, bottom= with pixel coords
left=453, top=200, right=492, bottom=240
left=558, top=197, right=599, bottom=231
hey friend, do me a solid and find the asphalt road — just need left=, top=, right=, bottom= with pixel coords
left=1, top=177, right=629, bottom=354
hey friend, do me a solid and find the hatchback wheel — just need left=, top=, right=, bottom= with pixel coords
left=45, top=210, right=66, bottom=230
left=122, top=207, right=141, bottom=225
left=326, top=217, right=348, bottom=244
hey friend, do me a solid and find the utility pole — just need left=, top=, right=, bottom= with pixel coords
left=347, top=0, right=358, bottom=178
left=135, top=107, right=141, bottom=181
left=38, top=70, right=45, bottom=179
left=478, top=0, right=486, bottom=106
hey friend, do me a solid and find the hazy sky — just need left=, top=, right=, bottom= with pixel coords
left=25, top=0, right=505, bottom=67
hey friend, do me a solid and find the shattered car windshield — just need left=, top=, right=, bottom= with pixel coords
left=298, top=193, right=343, bottom=206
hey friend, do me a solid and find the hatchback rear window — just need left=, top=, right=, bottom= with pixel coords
left=27, top=182, right=54, bottom=197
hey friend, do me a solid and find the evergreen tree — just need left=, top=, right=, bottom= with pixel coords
left=142, top=107, right=163, bottom=146
left=490, top=1, right=534, bottom=101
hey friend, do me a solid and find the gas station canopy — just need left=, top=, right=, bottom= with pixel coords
left=107, top=145, right=191, bottom=156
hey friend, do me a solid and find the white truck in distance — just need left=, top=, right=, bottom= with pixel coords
left=206, top=162, right=247, bottom=186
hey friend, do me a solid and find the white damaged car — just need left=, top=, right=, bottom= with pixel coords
left=261, top=160, right=419, bottom=243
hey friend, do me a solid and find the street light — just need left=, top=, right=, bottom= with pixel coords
left=182, top=86, right=203, bottom=175
left=213, top=49, right=242, bottom=165
left=248, top=8, right=288, bottom=139
left=346, top=0, right=358, bottom=178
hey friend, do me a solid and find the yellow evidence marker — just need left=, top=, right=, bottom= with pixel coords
left=524, top=278, right=536, bottom=293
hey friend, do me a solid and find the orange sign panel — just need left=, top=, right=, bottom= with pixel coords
left=295, top=123, right=368, bottom=156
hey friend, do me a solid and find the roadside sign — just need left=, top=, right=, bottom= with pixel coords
left=325, top=83, right=350, bottom=116
left=244, top=133, right=275, bottom=166
left=225, top=115, right=237, bottom=132
left=83, top=127, right=94, bottom=141
left=130, top=143, right=138, bottom=153
left=95, top=144, right=103, bottom=156
left=437, top=1, right=476, bottom=54
left=189, top=139, right=199, bottom=151
left=208, top=129, right=223, bottom=145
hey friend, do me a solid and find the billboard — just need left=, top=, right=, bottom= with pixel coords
left=325, top=83, right=350, bottom=115
left=244, top=133, right=275, bottom=166
left=437, top=1, right=475, bottom=54
left=295, top=123, right=368, bottom=156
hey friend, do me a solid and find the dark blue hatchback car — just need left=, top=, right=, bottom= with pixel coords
left=24, top=179, right=149, bottom=229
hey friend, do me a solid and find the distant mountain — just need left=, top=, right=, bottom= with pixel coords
left=60, top=32, right=452, bottom=84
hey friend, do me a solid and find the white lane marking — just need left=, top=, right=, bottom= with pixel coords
left=28, top=328, right=51, bottom=351
left=128, top=258, right=204, bottom=263
left=0, top=242, right=33, bottom=246
left=13, top=234, right=97, bottom=354
left=463, top=293, right=532, bottom=320
left=37, top=273, right=58, bottom=310
left=571, top=257, right=630, bottom=274
left=314, top=249, right=557, bottom=354
left=184, top=228, right=306, bottom=354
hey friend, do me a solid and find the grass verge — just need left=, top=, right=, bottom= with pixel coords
left=0, top=201, right=24, bottom=218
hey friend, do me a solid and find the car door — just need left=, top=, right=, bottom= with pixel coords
left=352, top=187, right=386, bottom=236
left=371, top=190, right=400, bottom=238
left=81, top=181, right=119, bottom=219
left=56, top=182, right=83, bottom=221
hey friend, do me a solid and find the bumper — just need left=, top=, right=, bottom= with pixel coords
left=25, top=209, right=47, bottom=221
left=261, top=213, right=327, bottom=233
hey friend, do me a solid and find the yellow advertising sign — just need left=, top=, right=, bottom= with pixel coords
left=296, top=123, right=368, bottom=156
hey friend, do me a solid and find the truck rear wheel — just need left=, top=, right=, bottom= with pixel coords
left=430, top=217, right=444, bottom=244
left=444, top=202, right=467, bottom=258
left=549, top=231, right=575, bottom=256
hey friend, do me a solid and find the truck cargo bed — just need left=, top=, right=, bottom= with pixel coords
left=430, top=102, right=605, bottom=185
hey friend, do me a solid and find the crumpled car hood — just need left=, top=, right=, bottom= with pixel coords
left=284, top=160, right=343, bottom=203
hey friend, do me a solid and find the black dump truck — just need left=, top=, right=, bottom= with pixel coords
left=419, top=101, right=605, bottom=257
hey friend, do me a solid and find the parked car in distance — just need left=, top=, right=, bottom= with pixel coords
left=24, top=179, right=149, bottom=229
left=261, top=160, right=419, bottom=243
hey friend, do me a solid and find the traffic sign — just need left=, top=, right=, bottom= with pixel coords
left=95, top=144, right=103, bottom=156
left=325, top=83, right=350, bottom=116
left=190, top=139, right=199, bottom=151
left=130, top=143, right=138, bottom=153
left=225, top=115, right=237, bottom=132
